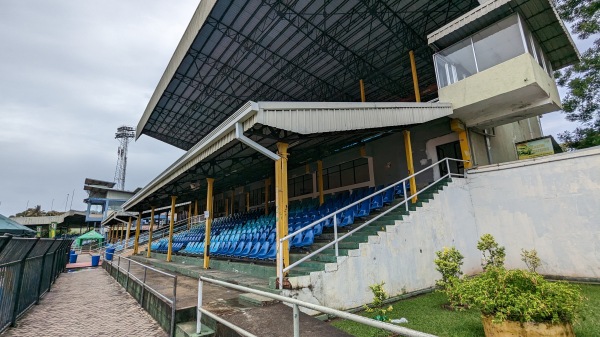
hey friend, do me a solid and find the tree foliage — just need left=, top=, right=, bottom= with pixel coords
left=555, top=0, right=600, bottom=149
left=12, top=205, right=62, bottom=217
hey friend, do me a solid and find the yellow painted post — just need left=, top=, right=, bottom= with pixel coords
left=166, top=196, right=177, bottom=262
left=276, top=142, right=290, bottom=279
left=403, top=130, right=418, bottom=203
left=147, top=206, right=155, bottom=258
left=120, top=223, right=124, bottom=243
left=409, top=50, right=421, bottom=102
left=264, top=178, right=270, bottom=215
left=359, top=79, right=366, bottom=102
left=124, top=217, right=132, bottom=249
left=188, top=203, right=192, bottom=229
left=133, top=212, right=142, bottom=254
left=194, top=200, right=199, bottom=218
left=451, top=119, right=473, bottom=169
left=317, top=160, right=324, bottom=206
left=246, top=192, right=250, bottom=212
left=203, top=178, right=214, bottom=269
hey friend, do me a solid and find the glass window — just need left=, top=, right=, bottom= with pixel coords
left=288, top=174, right=313, bottom=198
left=472, top=15, right=525, bottom=72
left=434, top=38, right=477, bottom=88
left=322, top=158, right=369, bottom=191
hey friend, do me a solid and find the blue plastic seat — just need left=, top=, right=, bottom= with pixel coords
left=291, top=232, right=303, bottom=247
left=356, top=200, right=371, bottom=217
left=313, top=222, right=323, bottom=236
left=254, top=242, right=268, bottom=259
left=263, top=242, right=277, bottom=260
left=239, top=241, right=253, bottom=257
left=371, top=192, right=384, bottom=210
left=299, top=229, right=314, bottom=247
left=382, top=187, right=394, bottom=204
left=248, top=242, right=262, bottom=259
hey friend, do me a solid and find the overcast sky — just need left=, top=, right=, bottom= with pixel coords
left=0, top=1, right=592, bottom=217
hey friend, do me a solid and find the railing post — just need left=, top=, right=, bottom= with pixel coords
left=125, top=259, right=131, bottom=291
left=446, top=158, right=450, bottom=178
left=36, top=239, right=56, bottom=304
left=293, top=303, right=300, bottom=337
left=141, top=267, right=147, bottom=306
left=333, top=216, right=339, bottom=257
left=196, top=278, right=203, bottom=334
left=403, top=181, right=408, bottom=212
left=12, top=238, right=40, bottom=326
left=278, top=241, right=284, bottom=289
left=171, top=276, right=177, bottom=337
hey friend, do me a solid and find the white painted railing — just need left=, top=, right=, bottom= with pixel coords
left=278, top=157, right=468, bottom=287
left=197, top=276, right=437, bottom=337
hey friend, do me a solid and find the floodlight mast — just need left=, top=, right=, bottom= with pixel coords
left=114, top=126, right=135, bottom=190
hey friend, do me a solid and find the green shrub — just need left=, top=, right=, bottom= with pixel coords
left=451, top=267, right=583, bottom=324
left=364, top=282, right=394, bottom=322
left=521, top=248, right=541, bottom=273
left=477, top=234, right=505, bottom=270
left=434, top=246, right=464, bottom=290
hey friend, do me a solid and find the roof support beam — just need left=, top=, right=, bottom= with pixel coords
left=235, top=122, right=280, bottom=161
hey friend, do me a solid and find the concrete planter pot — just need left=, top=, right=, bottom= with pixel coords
left=482, top=315, right=575, bottom=337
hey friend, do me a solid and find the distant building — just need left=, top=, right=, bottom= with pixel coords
left=83, top=178, right=140, bottom=226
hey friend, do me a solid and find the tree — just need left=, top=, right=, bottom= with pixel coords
left=555, top=0, right=600, bottom=150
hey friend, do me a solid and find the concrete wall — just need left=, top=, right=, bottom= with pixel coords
left=284, top=179, right=482, bottom=310
left=468, top=146, right=600, bottom=278
left=285, top=147, right=600, bottom=309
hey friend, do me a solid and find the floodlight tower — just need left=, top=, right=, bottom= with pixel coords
left=114, top=126, right=135, bottom=190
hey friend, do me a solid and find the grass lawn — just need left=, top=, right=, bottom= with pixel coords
left=330, top=284, right=600, bottom=337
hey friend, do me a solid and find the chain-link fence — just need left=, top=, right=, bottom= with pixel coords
left=0, top=236, right=71, bottom=333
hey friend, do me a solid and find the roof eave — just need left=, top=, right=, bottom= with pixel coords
left=136, top=0, right=218, bottom=140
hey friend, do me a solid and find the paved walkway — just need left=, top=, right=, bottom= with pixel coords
left=1, top=268, right=166, bottom=337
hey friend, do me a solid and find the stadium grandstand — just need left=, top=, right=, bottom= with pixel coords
left=95, top=0, right=599, bottom=335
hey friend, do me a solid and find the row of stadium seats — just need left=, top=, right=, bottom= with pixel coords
left=151, top=182, right=409, bottom=261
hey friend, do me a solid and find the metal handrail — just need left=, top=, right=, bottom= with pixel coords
left=105, top=253, right=177, bottom=337
left=278, top=157, right=468, bottom=287
left=197, top=276, right=437, bottom=337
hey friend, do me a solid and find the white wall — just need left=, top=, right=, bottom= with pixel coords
left=284, top=179, right=482, bottom=310
left=284, top=147, right=600, bottom=310
left=468, top=146, right=600, bottom=278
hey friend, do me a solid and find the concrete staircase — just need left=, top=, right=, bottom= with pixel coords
left=288, top=178, right=453, bottom=276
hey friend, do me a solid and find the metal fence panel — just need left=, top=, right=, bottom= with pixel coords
left=0, top=236, right=71, bottom=334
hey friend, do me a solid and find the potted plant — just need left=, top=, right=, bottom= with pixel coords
left=442, top=235, right=584, bottom=337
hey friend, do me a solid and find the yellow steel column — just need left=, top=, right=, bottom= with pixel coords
left=194, top=200, right=199, bottom=218
left=188, top=203, right=192, bottom=229
left=264, top=178, right=270, bottom=215
left=403, top=130, right=418, bottom=203
left=147, top=206, right=155, bottom=258
left=276, top=142, right=289, bottom=279
left=120, top=224, right=124, bottom=242
left=317, top=160, right=324, bottom=206
left=203, top=178, right=214, bottom=269
left=359, top=79, right=366, bottom=102
left=166, top=196, right=177, bottom=262
left=123, top=217, right=132, bottom=249
left=246, top=192, right=250, bottom=212
left=133, top=212, right=142, bottom=254
left=451, top=119, right=473, bottom=169
left=409, top=50, right=421, bottom=102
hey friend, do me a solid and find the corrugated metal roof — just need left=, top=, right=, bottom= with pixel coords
left=427, top=0, right=579, bottom=70
left=256, top=102, right=452, bottom=134
left=123, top=101, right=452, bottom=211
left=136, top=0, right=481, bottom=150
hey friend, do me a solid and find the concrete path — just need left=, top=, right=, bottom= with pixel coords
left=1, top=268, right=166, bottom=337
